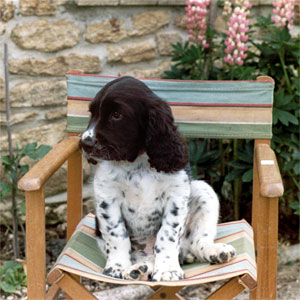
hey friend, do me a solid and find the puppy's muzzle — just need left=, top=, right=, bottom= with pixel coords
left=79, top=136, right=96, bottom=153
left=79, top=136, right=99, bottom=164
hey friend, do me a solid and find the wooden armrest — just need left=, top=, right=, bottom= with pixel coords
left=18, top=136, right=81, bottom=191
left=255, top=143, right=284, bottom=198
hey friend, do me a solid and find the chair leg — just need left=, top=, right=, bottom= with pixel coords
left=206, top=277, right=245, bottom=300
left=67, top=140, right=83, bottom=241
left=250, top=195, right=278, bottom=300
left=54, top=271, right=98, bottom=300
left=251, top=140, right=279, bottom=300
left=148, top=286, right=184, bottom=299
left=46, top=283, right=61, bottom=300
left=26, top=188, right=46, bottom=300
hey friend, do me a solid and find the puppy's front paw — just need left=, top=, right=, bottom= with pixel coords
left=202, top=243, right=236, bottom=264
left=103, top=262, right=130, bottom=279
left=124, top=261, right=154, bottom=281
left=152, top=265, right=185, bottom=281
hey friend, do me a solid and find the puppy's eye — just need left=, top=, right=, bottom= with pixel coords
left=111, top=111, right=122, bottom=120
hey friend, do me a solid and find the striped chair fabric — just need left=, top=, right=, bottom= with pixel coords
left=66, top=73, right=274, bottom=139
left=48, top=214, right=256, bottom=287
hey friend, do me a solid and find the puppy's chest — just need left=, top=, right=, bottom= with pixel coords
left=119, top=169, right=166, bottom=237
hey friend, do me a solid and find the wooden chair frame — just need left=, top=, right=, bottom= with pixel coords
left=18, top=76, right=283, bottom=300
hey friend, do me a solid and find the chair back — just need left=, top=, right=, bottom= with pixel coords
left=66, top=73, right=274, bottom=140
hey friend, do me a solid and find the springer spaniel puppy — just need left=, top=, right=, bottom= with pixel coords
left=79, top=76, right=236, bottom=281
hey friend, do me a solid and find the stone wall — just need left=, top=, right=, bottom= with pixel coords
left=0, top=0, right=287, bottom=196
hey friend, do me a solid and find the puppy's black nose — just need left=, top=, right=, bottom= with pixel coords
left=79, top=136, right=96, bottom=153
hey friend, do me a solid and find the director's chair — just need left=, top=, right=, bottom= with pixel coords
left=18, top=73, right=283, bottom=300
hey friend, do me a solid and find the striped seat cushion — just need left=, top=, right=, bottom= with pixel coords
left=48, top=214, right=257, bottom=287
left=66, top=73, right=274, bottom=139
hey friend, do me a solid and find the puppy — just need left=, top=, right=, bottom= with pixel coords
left=79, top=76, right=236, bottom=281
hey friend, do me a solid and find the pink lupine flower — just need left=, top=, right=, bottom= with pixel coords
left=185, top=0, right=211, bottom=48
left=223, top=0, right=252, bottom=66
left=271, top=0, right=295, bottom=30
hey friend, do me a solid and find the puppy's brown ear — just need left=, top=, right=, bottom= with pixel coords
left=145, top=99, right=189, bottom=173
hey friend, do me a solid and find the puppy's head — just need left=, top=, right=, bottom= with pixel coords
left=79, top=76, right=188, bottom=173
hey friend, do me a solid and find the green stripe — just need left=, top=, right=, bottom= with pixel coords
left=67, top=231, right=106, bottom=269
left=66, top=75, right=274, bottom=105
left=67, top=116, right=272, bottom=139
left=176, top=123, right=272, bottom=139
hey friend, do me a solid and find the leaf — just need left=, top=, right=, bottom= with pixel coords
left=1, top=156, right=11, bottom=166
left=229, top=161, right=251, bottom=170
left=293, top=161, right=300, bottom=175
left=0, top=181, right=12, bottom=199
left=33, top=145, right=52, bottom=159
left=21, top=142, right=38, bottom=157
left=19, top=200, right=26, bottom=216
left=21, top=143, right=52, bottom=160
left=225, top=169, right=244, bottom=182
left=289, top=201, right=300, bottom=215
left=242, top=168, right=253, bottom=182
left=4, top=261, right=21, bottom=270
left=277, top=109, right=298, bottom=126
left=0, top=281, right=18, bottom=293
left=19, top=165, right=29, bottom=176
left=274, top=90, right=293, bottom=107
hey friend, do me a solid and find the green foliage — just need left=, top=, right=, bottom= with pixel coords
left=0, top=143, right=52, bottom=200
left=1, top=142, right=52, bottom=261
left=164, top=15, right=300, bottom=220
left=189, top=140, right=220, bottom=180
left=0, top=261, right=27, bottom=294
left=164, top=41, right=208, bottom=80
left=225, top=142, right=253, bottom=183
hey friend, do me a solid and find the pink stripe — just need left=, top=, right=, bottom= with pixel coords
left=217, top=220, right=249, bottom=227
left=169, top=102, right=272, bottom=107
left=68, top=96, right=93, bottom=101
left=68, top=97, right=272, bottom=107
left=214, top=230, right=253, bottom=242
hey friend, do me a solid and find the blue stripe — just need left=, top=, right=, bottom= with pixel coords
left=66, top=75, right=274, bottom=105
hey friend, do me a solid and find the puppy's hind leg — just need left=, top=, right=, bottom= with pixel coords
left=182, top=181, right=236, bottom=264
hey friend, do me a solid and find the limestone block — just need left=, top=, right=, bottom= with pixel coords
left=0, top=121, right=67, bottom=152
left=107, top=40, right=156, bottom=64
left=174, top=14, right=186, bottom=29
left=129, top=10, right=171, bottom=37
left=0, top=0, right=15, bottom=22
left=120, top=60, right=173, bottom=78
left=9, top=54, right=101, bottom=76
left=75, top=0, right=119, bottom=5
left=9, top=80, right=66, bottom=108
left=11, top=19, right=80, bottom=52
left=46, top=109, right=67, bottom=120
left=47, top=164, right=68, bottom=196
left=0, top=78, right=4, bottom=100
left=156, top=32, right=182, bottom=55
left=84, top=19, right=127, bottom=43
left=120, top=0, right=157, bottom=4
left=20, top=0, right=56, bottom=16
left=0, top=112, right=38, bottom=126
